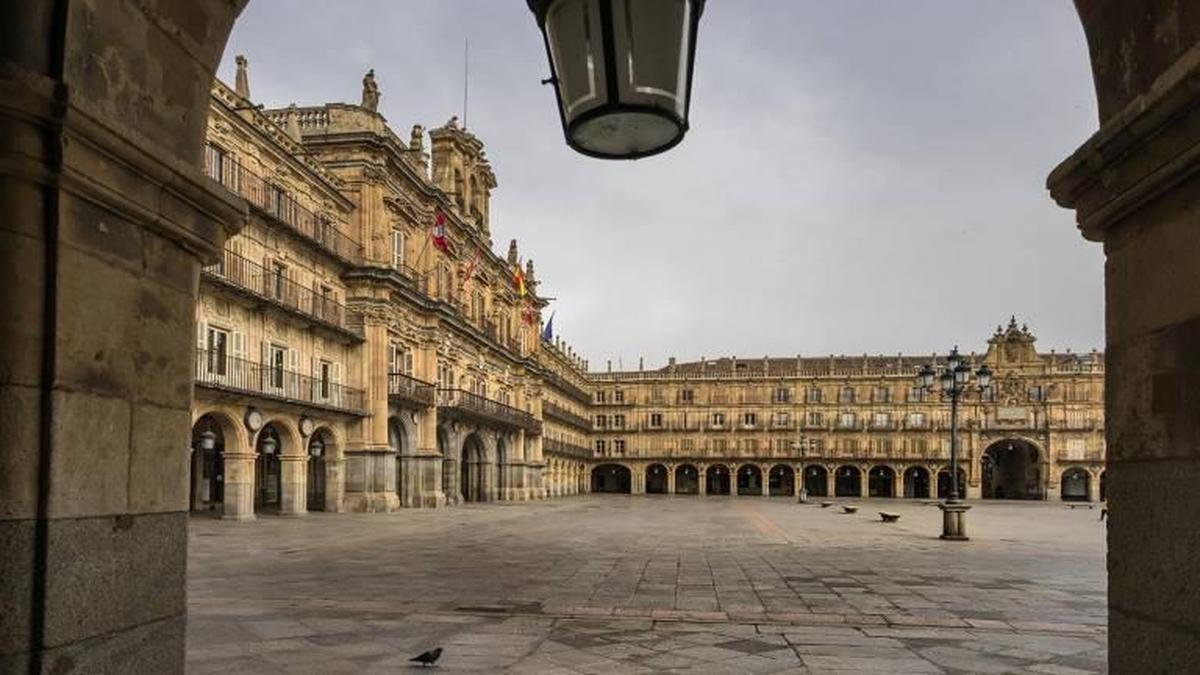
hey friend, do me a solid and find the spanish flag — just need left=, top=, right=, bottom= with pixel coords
left=513, top=264, right=526, bottom=297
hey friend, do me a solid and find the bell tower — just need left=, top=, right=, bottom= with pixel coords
left=429, top=116, right=497, bottom=237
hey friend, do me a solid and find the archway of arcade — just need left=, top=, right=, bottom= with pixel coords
left=460, top=433, right=489, bottom=503
left=982, top=438, right=1043, bottom=500
left=5, top=2, right=1200, bottom=672
left=675, top=464, right=700, bottom=494
left=705, top=464, right=731, bottom=496
left=592, top=464, right=632, bottom=494
left=646, top=463, right=669, bottom=494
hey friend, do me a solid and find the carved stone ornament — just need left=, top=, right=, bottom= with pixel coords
left=999, top=373, right=1025, bottom=405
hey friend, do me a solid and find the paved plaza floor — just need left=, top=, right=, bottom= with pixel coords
left=187, top=496, right=1107, bottom=673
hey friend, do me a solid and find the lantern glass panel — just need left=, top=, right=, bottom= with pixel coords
left=546, top=0, right=607, bottom=120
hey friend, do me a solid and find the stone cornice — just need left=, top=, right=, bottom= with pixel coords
left=1048, top=43, right=1200, bottom=242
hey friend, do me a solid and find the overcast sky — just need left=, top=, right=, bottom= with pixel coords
left=220, top=1, right=1102, bottom=369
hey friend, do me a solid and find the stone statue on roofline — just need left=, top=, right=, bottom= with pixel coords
left=361, top=69, right=380, bottom=111
left=234, top=54, right=250, bottom=99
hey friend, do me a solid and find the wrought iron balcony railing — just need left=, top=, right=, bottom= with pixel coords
left=202, top=248, right=356, bottom=335
left=387, top=372, right=436, bottom=407
left=204, top=146, right=361, bottom=263
left=542, top=401, right=592, bottom=431
left=436, top=388, right=542, bottom=434
left=542, top=437, right=593, bottom=459
left=194, top=349, right=365, bottom=414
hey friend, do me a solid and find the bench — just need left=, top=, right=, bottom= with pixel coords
left=842, top=505, right=858, bottom=514
left=879, top=511, right=900, bottom=523
left=820, top=501, right=833, bottom=508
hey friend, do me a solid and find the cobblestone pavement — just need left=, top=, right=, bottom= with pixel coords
left=188, top=496, right=1107, bottom=673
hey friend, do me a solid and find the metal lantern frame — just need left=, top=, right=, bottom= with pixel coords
left=528, top=0, right=705, bottom=159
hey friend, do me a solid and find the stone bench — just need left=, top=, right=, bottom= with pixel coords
left=879, top=511, right=901, bottom=523
left=842, top=505, right=858, bottom=514
left=820, top=501, right=833, bottom=508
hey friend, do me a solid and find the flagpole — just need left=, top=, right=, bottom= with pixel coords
left=462, top=37, right=469, bottom=129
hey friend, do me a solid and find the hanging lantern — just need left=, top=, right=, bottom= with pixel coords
left=198, top=429, right=218, bottom=451
left=528, top=0, right=705, bottom=159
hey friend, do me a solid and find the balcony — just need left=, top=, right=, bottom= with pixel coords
left=437, top=388, right=542, bottom=434
left=202, top=249, right=359, bottom=339
left=542, top=437, right=592, bottom=459
left=388, top=372, right=435, bottom=408
left=542, top=371, right=592, bottom=406
left=543, top=401, right=592, bottom=432
left=204, top=147, right=361, bottom=263
left=194, top=350, right=365, bottom=414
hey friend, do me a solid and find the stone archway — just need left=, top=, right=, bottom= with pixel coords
left=982, top=439, right=1043, bottom=500
left=768, top=464, right=795, bottom=497
left=645, top=464, right=669, bottom=494
left=736, top=464, right=763, bottom=496
left=305, top=428, right=333, bottom=512
left=903, top=466, right=931, bottom=499
left=254, top=424, right=285, bottom=513
left=591, top=464, right=631, bottom=493
left=834, top=465, right=861, bottom=497
left=936, top=468, right=968, bottom=500
left=389, top=417, right=408, bottom=503
left=803, top=465, right=828, bottom=497
left=675, top=464, right=699, bottom=494
left=705, top=464, right=731, bottom=495
left=1061, top=467, right=1091, bottom=502
left=190, top=413, right=232, bottom=514
left=460, top=433, right=488, bottom=503
left=868, top=465, right=896, bottom=498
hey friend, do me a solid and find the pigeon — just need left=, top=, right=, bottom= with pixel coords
left=410, top=647, right=443, bottom=667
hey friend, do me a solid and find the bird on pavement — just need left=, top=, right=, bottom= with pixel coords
left=410, top=647, right=443, bottom=668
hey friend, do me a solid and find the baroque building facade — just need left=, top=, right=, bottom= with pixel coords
left=189, top=66, right=1106, bottom=521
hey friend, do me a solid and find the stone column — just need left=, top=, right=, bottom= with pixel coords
left=825, top=470, right=836, bottom=499
left=278, top=456, right=307, bottom=515
left=892, top=470, right=903, bottom=499
left=324, top=457, right=345, bottom=513
left=859, top=469, right=869, bottom=499
left=761, top=466, right=770, bottom=497
left=221, top=454, right=257, bottom=521
left=1048, top=8, right=1200, bottom=669
left=0, top=3, right=244, bottom=670
left=1088, top=470, right=1101, bottom=504
left=699, top=468, right=708, bottom=496
left=667, top=468, right=676, bottom=494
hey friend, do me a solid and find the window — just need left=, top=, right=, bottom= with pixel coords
left=742, top=412, right=757, bottom=428
left=614, top=439, right=626, bottom=454
left=649, top=413, right=663, bottom=428
left=712, top=439, right=727, bottom=452
left=595, top=440, right=607, bottom=454
left=874, top=386, right=891, bottom=403
left=1028, top=385, right=1047, bottom=402
left=1065, top=438, right=1086, bottom=460
left=907, top=412, right=927, bottom=429
left=318, top=359, right=333, bottom=399
left=613, top=414, right=625, bottom=429
left=839, top=412, right=857, bottom=429
left=204, top=144, right=227, bottom=185
left=268, top=344, right=286, bottom=390
left=711, top=412, right=725, bottom=428
left=437, top=362, right=455, bottom=388
left=271, top=262, right=287, bottom=301
left=773, top=387, right=791, bottom=403
left=595, top=414, right=608, bottom=429
left=206, top=326, right=229, bottom=375
left=679, top=388, right=694, bottom=403
left=839, top=387, right=856, bottom=403
left=774, top=411, right=790, bottom=427
left=806, top=387, right=822, bottom=403
left=614, top=390, right=624, bottom=403
left=744, top=438, right=759, bottom=452
left=595, top=391, right=607, bottom=404
left=1066, top=409, right=1088, bottom=428
left=391, top=229, right=405, bottom=270
left=810, top=438, right=824, bottom=453
left=807, top=411, right=824, bottom=427
left=908, top=386, right=927, bottom=402
left=680, top=438, right=694, bottom=452
left=872, top=412, right=891, bottom=429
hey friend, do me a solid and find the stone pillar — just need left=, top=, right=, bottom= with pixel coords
left=278, top=456, right=307, bottom=515
left=698, top=468, right=708, bottom=496
left=1088, top=471, right=1101, bottom=504
left=221, top=454, right=257, bottom=521
left=859, top=470, right=869, bottom=499
left=761, top=466, right=770, bottom=497
left=324, top=457, right=345, bottom=513
left=1048, top=8, right=1200, bottom=669
left=825, top=470, right=836, bottom=499
left=892, top=470, right=903, bottom=499
left=667, top=468, right=676, bottom=494
left=0, top=2, right=244, bottom=670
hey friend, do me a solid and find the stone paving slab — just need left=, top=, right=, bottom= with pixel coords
left=188, top=496, right=1107, bottom=672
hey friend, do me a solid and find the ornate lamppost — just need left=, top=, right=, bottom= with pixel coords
left=917, top=347, right=992, bottom=540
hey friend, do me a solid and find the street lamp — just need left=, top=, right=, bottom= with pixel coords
left=197, top=428, right=218, bottom=452
left=309, top=436, right=325, bottom=458
left=917, top=346, right=992, bottom=540
left=527, top=0, right=705, bottom=159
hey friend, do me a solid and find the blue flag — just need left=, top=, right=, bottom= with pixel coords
left=540, top=311, right=555, bottom=343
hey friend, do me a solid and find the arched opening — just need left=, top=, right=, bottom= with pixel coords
left=646, top=464, right=668, bottom=494
left=190, top=415, right=226, bottom=514
left=1100, top=470, right=1107, bottom=502
left=982, top=439, right=1042, bottom=499
left=674, top=464, right=699, bottom=494
left=903, top=466, right=931, bottom=499
left=736, top=465, right=763, bottom=496
left=306, top=429, right=331, bottom=512
left=803, top=465, right=828, bottom=497
left=389, top=417, right=406, bottom=501
left=496, top=437, right=508, bottom=500
left=834, top=465, right=861, bottom=497
left=1061, top=467, right=1091, bottom=502
left=936, top=468, right=967, bottom=500
left=705, top=464, right=731, bottom=495
left=868, top=466, right=896, bottom=498
left=591, top=464, right=631, bottom=493
left=460, top=433, right=487, bottom=502
left=254, top=424, right=284, bottom=513
left=768, top=464, right=795, bottom=497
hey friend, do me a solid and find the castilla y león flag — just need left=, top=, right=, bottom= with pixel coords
left=431, top=209, right=452, bottom=254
